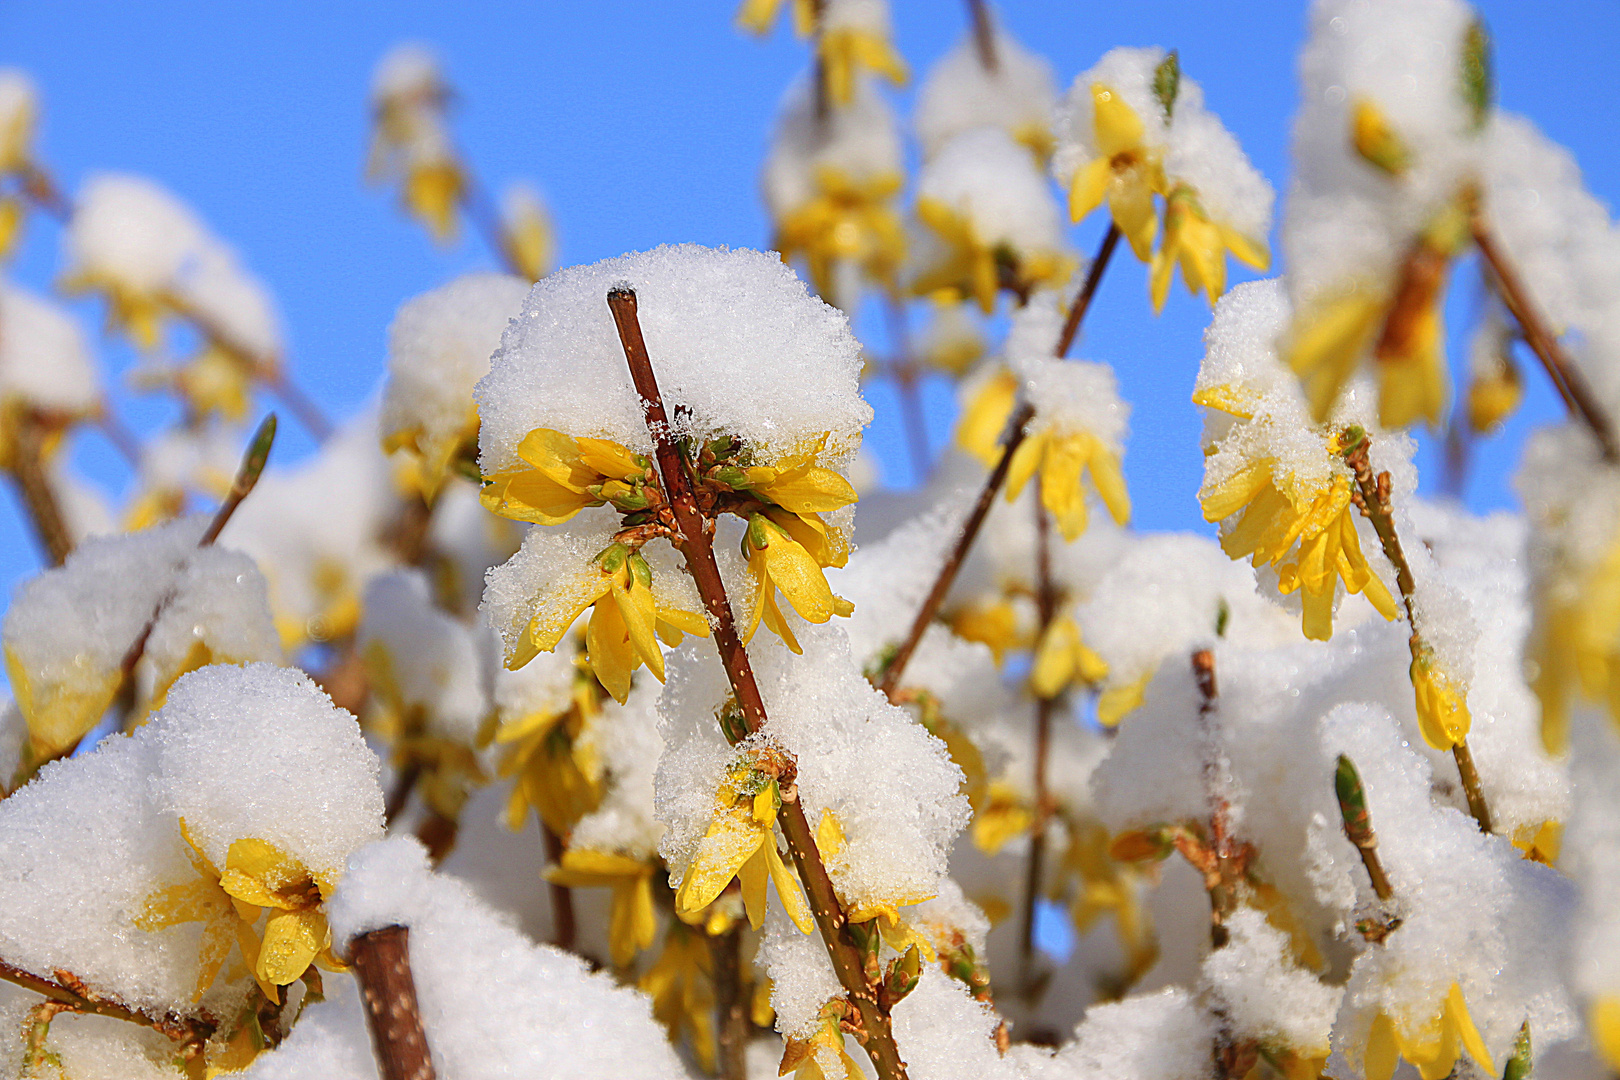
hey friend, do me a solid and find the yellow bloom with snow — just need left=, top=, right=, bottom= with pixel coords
left=1097, top=669, right=1153, bottom=728
left=495, top=656, right=604, bottom=836
left=955, top=367, right=1019, bottom=468
left=640, top=922, right=718, bottom=1073
left=1284, top=193, right=1471, bottom=430
left=910, top=195, right=1076, bottom=314
left=732, top=436, right=860, bottom=522
left=773, top=167, right=906, bottom=303
left=546, top=848, right=658, bottom=968
left=366, top=61, right=465, bottom=244
left=1030, top=612, right=1108, bottom=700
left=1410, top=651, right=1471, bottom=750
left=1200, top=455, right=1398, bottom=641
left=735, top=0, right=816, bottom=38
left=674, top=763, right=814, bottom=933
left=818, top=25, right=908, bottom=107
left=1149, top=184, right=1269, bottom=313
left=1066, top=83, right=1167, bottom=260
left=1058, top=818, right=1156, bottom=983
left=138, top=821, right=341, bottom=1003
left=500, top=186, right=553, bottom=283
left=780, top=1000, right=865, bottom=1080
left=815, top=808, right=934, bottom=925
left=1006, top=425, right=1130, bottom=542
left=1529, top=536, right=1620, bottom=754
left=1466, top=350, right=1522, bottom=434
left=480, top=426, right=651, bottom=527
left=742, top=511, right=855, bottom=654
left=505, top=541, right=708, bottom=704
left=4, top=645, right=123, bottom=768
left=1364, top=984, right=1494, bottom=1080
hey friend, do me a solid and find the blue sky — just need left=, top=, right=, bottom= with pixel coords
left=0, top=0, right=1617, bottom=613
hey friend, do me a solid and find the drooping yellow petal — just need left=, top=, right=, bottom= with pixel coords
left=765, top=840, right=815, bottom=933
left=587, top=595, right=638, bottom=704
left=258, top=909, right=326, bottom=988
left=675, top=806, right=767, bottom=916
left=1090, top=83, right=1145, bottom=159
left=1591, top=997, right=1620, bottom=1071
left=575, top=436, right=644, bottom=481
left=1365, top=1013, right=1400, bottom=1080
left=1097, top=671, right=1153, bottom=727
left=1068, top=156, right=1113, bottom=224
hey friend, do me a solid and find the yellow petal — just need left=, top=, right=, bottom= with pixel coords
left=258, top=909, right=325, bottom=987
left=738, top=844, right=770, bottom=929
left=1098, top=671, right=1152, bottom=727
left=1365, top=1013, right=1399, bottom=1080
left=588, top=596, right=638, bottom=704
left=1068, top=156, right=1113, bottom=224
left=1004, top=429, right=1045, bottom=502
left=1591, top=997, right=1620, bottom=1072
left=1087, top=441, right=1132, bottom=526
left=766, top=841, right=815, bottom=933
left=675, top=807, right=767, bottom=916
left=1091, top=83, right=1146, bottom=159
left=1445, top=983, right=1494, bottom=1077
left=612, top=571, right=665, bottom=683
left=754, top=463, right=858, bottom=515
left=575, top=437, right=643, bottom=481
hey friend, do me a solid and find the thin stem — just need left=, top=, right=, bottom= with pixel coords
left=811, top=0, right=829, bottom=126
left=966, top=0, right=998, bottom=72
left=876, top=224, right=1121, bottom=698
left=457, top=178, right=527, bottom=281
left=1191, top=649, right=1240, bottom=949
left=1018, top=501, right=1059, bottom=990
left=712, top=923, right=749, bottom=1080
left=607, top=288, right=910, bottom=1080
left=262, top=369, right=334, bottom=444
left=350, top=925, right=437, bottom=1080
left=541, top=824, right=578, bottom=953
left=1472, top=216, right=1620, bottom=462
left=1334, top=754, right=1394, bottom=902
left=97, top=408, right=145, bottom=469
left=1342, top=433, right=1493, bottom=834
left=383, top=761, right=422, bottom=826
left=1055, top=224, right=1120, bottom=359
left=10, top=410, right=74, bottom=566
left=0, top=958, right=213, bottom=1049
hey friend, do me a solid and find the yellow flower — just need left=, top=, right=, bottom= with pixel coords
left=138, top=821, right=340, bottom=1003
left=1149, top=184, right=1269, bottom=313
left=674, top=764, right=814, bottom=933
left=495, top=653, right=604, bottom=836
left=1528, top=537, right=1620, bottom=754
left=59, top=269, right=170, bottom=352
left=4, top=645, right=123, bottom=768
left=1097, top=670, right=1153, bottom=728
left=1410, top=652, right=1471, bottom=750
left=545, top=848, right=658, bottom=968
left=1066, top=83, right=1167, bottom=260
left=1201, top=457, right=1398, bottom=641
left=946, top=598, right=1025, bottom=664
left=1466, top=349, right=1521, bottom=434
left=1592, top=997, right=1620, bottom=1073
left=910, top=195, right=1076, bottom=315
left=918, top=301, right=986, bottom=377
left=507, top=542, right=709, bottom=704
left=1284, top=197, right=1471, bottom=429
left=1352, top=98, right=1412, bottom=178
left=735, top=437, right=859, bottom=522
left=366, top=64, right=465, bottom=244
left=742, top=512, right=855, bottom=654
left=1030, top=612, right=1109, bottom=699
left=971, top=779, right=1034, bottom=855
left=774, top=167, right=906, bottom=303
left=383, top=403, right=478, bottom=503
left=814, top=808, right=934, bottom=925
left=1059, top=818, right=1156, bottom=983
left=955, top=367, right=1019, bottom=468
left=480, top=426, right=650, bottom=526
left=818, top=26, right=908, bottom=107
left=735, top=0, right=816, bottom=37
left=780, top=1000, right=865, bottom=1080
left=1006, top=426, right=1130, bottom=542
left=640, top=922, right=718, bottom=1073
left=500, top=186, right=553, bottom=283
left=1364, top=984, right=1494, bottom=1080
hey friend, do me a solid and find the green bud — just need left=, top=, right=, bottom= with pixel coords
left=596, top=542, right=630, bottom=574
left=747, top=513, right=772, bottom=551
left=1153, top=50, right=1181, bottom=120
left=717, top=697, right=749, bottom=745
left=1335, top=754, right=1373, bottom=846
left=1215, top=598, right=1230, bottom=639
left=1503, top=1021, right=1531, bottom=1080
left=1461, top=19, right=1493, bottom=132
left=712, top=465, right=751, bottom=491
left=629, top=551, right=654, bottom=589
left=884, top=945, right=923, bottom=1004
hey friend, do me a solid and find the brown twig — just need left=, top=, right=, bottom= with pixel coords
left=350, top=925, right=437, bottom=1080
left=607, top=287, right=910, bottom=1080
left=9, top=409, right=74, bottom=566
left=712, top=923, right=749, bottom=1080
left=0, top=958, right=214, bottom=1049
left=541, top=824, right=578, bottom=953
left=1018, top=502, right=1059, bottom=990
left=1334, top=755, right=1393, bottom=902
left=1472, top=215, right=1620, bottom=462
left=261, top=369, right=334, bottom=444
left=884, top=298, right=932, bottom=484
left=876, top=224, right=1121, bottom=698
left=966, top=0, right=998, bottom=72
left=1340, top=431, right=1493, bottom=834
left=1191, top=649, right=1244, bottom=949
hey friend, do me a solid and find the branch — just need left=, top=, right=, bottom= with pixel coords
left=1018, top=502, right=1059, bottom=990
left=966, top=0, right=999, bottom=72
left=876, top=223, right=1121, bottom=698
left=540, top=824, right=578, bottom=953
left=350, top=925, right=437, bottom=1080
left=607, top=287, right=911, bottom=1080
left=712, top=922, right=749, bottom=1080
left=9, top=409, right=74, bottom=567
left=1471, top=215, right=1620, bottom=462
left=1334, top=755, right=1393, bottom=902
left=0, top=958, right=214, bottom=1049
left=1340, top=432, right=1493, bottom=834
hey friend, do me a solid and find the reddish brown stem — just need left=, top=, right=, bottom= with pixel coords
left=1472, top=217, right=1620, bottom=462
left=263, top=370, right=333, bottom=444
left=541, top=824, right=578, bottom=953
left=1192, top=649, right=1238, bottom=949
left=350, top=926, right=437, bottom=1080
left=967, top=0, right=998, bottom=72
left=0, top=958, right=213, bottom=1048
left=885, top=299, right=932, bottom=483
left=1018, top=502, right=1060, bottom=988
left=607, top=288, right=910, bottom=1080
left=712, top=923, right=748, bottom=1080
left=877, top=223, right=1121, bottom=698
left=9, top=410, right=73, bottom=566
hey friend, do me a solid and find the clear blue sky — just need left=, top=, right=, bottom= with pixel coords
left=0, top=1, right=1617, bottom=619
